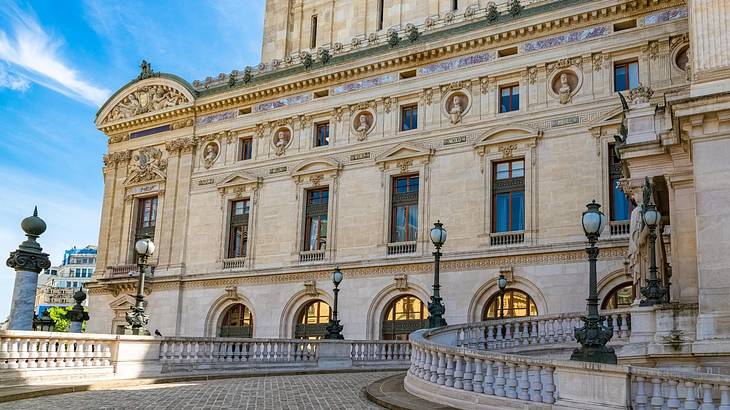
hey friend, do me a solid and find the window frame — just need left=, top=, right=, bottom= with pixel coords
left=400, top=104, right=418, bottom=132
left=227, top=199, right=250, bottom=259
left=295, top=299, right=331, bottom=339
left=239, top=137, right=253, bottom=161
left=491, top=159, right=525, bottom=233
left=483, top=289, right=538, bottom=319
left=135, top=196, right=158, bottom=240
left=381, top=295, right=428, bottom=340
left=608, top=144, right=632, bottom=221
left=314, top=121, right=330, bottom=147
left=613, top=60, right=639, bottom=92
left=390, top=174, right=420, bottom=243
left=303, top=187, right=329, bottom=251
left=499, top=84, right=520, bottom=113
left=310, top=15, right=318, bottom=49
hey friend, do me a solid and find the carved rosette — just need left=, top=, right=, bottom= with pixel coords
left=6, top=249, right=51, bottom=273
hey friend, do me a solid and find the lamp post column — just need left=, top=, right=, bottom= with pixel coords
left=640, top=202, right=666, bottom=306
left=125, top=237, right=154, bottom=336
left=6, top=207, right=51, bottom=331
left=324, top=267, right=344, bottom=339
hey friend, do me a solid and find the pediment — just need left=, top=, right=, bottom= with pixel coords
left=474, top=124, right=541, bottom=146
left=375, top=143, right=434, bottom=165
left=96, top=76, right=195, bottom=127
left=291, top=158, right=341, bottom=177
left=217, top=172, right=261, bottom=189
left=587, top=107, right=625, bottom=134
left=109, top=295, right=135, bottom=310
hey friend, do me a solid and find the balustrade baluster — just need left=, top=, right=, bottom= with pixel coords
left=542, top=367, right=556, bottom=404
left=555, top=319, right=564, bottom=342
left=529, top=365, right=543, bottom=402
left=512, top=322, right=522, bottom=346
left=530, top=320, right=538, bottom=344
left=429, top=351, right=439, bottom=383
left=37, top=339, right=48, bottom=368
left=494, top=361, right=506, bottom=397
left=441, top=353, right=451, bottom=386
left=17, top=338, right=28, bottom=369
left=82, top=340, right=92, bottom=367
left=483, top=360, right=495, bottom=395
left=27, top=338, right=39, bottom=369
left=487, top=325, right=495, bottom=350
left=0, top=338, right=9, bottom=370
left=505, top=323, right=513, bottom=347
left=684, top=381, right=699, bottom=409
left=700, top=383, right=715, bottom=410
left=635, top=376, right=648, bottom=410
left=505, top=362, right=518, bottom=399
left=651, top=378, right=665, bottom=409
left=421, top=348, right=431, bottom=379
left=538, top=319, right=546, bottom=344
left=453, top=355, right=464, bottom=390
left=496, top=324, right=504, bottom=349
left=463, top=357, right=474, bottom=391
left=517, top=364, right=530, bottom=400
left=719, top=385, right=730, bottom=410
left=667, top=379, right=681, bottom=409
left=473, top=358, right=484, bottom=393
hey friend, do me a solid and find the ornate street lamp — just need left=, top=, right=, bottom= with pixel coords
left=497, top=274, right=508, bottom=319
left=125, top=236, right=155, bottom=335
left=428, top=221, right=448, bottom=328
left=571, top=200, right=617, bottom=364
left=639, top=202, right=666, bottom=306
left=324, top=266, right=344, bottom=339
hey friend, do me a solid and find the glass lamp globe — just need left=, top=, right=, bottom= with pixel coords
left=135, top=238, right=156, bottom=257
left=430, top=220, right=448, bottom=247
left=642, top=204, right=661, bottom=227
left=332, top=266, right=343, bottom=286
left=498, top=274, right=508, bottom=291
left=581, top=200, right=606, bottom=237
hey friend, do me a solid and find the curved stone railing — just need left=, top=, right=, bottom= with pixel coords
left=0, top=331, right=114, bottom=370
left=452, top=309, right=631, bottom=351
left=406, top=309, right=730, bottom=409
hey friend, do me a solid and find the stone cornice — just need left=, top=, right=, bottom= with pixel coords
left=98, top=0, right=685, bottom=135
left=90, top=245, right=628, bottom=295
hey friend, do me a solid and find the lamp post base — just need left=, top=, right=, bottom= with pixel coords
left=324, top=320, right=344, bottom=340
left=427, top=296, right=447, bottom=328
left=570, top=345, right=617, bottom=364
left=639, top=279, right=667, bottom=307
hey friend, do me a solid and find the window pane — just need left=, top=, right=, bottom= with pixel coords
left=628, top=62, right=639, bottom=89
left=411, top=108, right=418, bottom=130
left=612, top=181, right=631, bottom=221
left=496, top=163, right=510, bottom=179
left=395, top=177, right=407, bottom=193
left=319, top=217, right=327, bottom=249
left=308, top=218, right=320, bottom=251
left=512, top=160, right=525, bottom=177
left=394, top=206, right=407, bottom=242
left=511, top=87, right=520, bottom=110
left=408, top=176, right=419, bottom=192
left=495, top=193, right=510, bottom=232
left=500, top=92, right=510, bottom=113
left=408, top=204, right=418, bottom=240
left=511, top=191, right=525, bottom=231
left=614, top=65, right=627, bottom=91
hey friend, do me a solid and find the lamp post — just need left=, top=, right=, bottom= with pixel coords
left=497, top=274, right=507, bottom=319
left=125, top=236, right=155, bottom=335
left=570, top=200, right=617, bottom=364
left=428, top=221, right=448, bottom=328
left=639, top=202, right=666, bottom=306
left=324, top=266, right=344, bottom=339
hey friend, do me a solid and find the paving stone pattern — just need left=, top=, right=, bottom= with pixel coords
left=1, top=371, right=398, bottom=410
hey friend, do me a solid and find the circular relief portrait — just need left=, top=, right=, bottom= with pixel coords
left=444, top=91, right=470, bottom=124
left=202, top=141, right=219, bottom=168
left=550, top=70, right=580, bottom=104
left=675, top=45, right=689, bottom=71
left=353, top=110, right=375, bottom=141
left=272, top=127, right=292, bottom=156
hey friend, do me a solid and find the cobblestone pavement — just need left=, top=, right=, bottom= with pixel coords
left=1, top=371, right=397, bottom=410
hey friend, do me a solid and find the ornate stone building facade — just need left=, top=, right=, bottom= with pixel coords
left=86, top=0, right=729, bottom=352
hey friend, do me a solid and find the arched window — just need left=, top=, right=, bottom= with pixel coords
left=602, top=283, right=634, bottom=309
left=382, top=295, right=428, bottom=340
left=219, top=303, right=253, bottom=337
left=295, top=300, right=330, bottom=339
left=483, top=289, right=537, bottom=319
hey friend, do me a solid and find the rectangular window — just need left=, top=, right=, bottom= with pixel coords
left=400, top=104, right=418, bottom=131
left=391, top=175, right=419, bottom=242
left=609, top=145, right=632, bottom=221
left=310, top=15, right=318, bottom=48
left=136, top=197, right=157, bottom=240
left=500, top=84, right=520, bottom=113
left=228, top=199, right=250, bottom=258
left=240, top=138, right=253, bottom=160
left=314, top=122, right=329, bottom=147
left=377, top=0, right=384, bottom=31
left=304, top=188, right=329, bottom=251
left=452, top=0, right=458, bottom=10
left=614, top=61, right=639, bottom=92
left=492, top=160, right=525, bottom=232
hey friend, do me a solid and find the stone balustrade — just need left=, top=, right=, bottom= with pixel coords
left=299, top=250, right=326, bottom=263
left=387, top=241, right=417, bottom=255
left=489, top=231, right=524, bottom=246
left=0, top=331, right=113, bottom=370
left=631, top=367, right=730, bottom=409
left=610, top=220, right=631, bottom=237
left=222, top=257, right=246, bottom=270
left=350, top=340, right=411, bottom=363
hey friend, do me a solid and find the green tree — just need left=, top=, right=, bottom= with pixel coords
left=47, top=306, right=72, bottom=332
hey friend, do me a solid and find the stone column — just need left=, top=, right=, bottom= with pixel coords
left=6, top=207, right=51, bottom=331
left=68, top=288, right=89, bottom=333
left=688, top=0, right=730, bottom=96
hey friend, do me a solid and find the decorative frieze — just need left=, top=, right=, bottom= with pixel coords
left=331, top=73, right=398, bottom=95
left=642, top=7, right=687, bottom=26
left=522, top=25, right=609, bottom=53
left=197, top=109, right=238, bottom=126
left=418, top=51, right=495, bottom=76
left=255, top=93, right=311, bottom=112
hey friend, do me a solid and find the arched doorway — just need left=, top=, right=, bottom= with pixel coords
left=295, top=300, right=330, bottom=339
left=483, top=289, right=537, bottom=319
left=602, top=283, right=634, bottom=309
left=219, top=303, right=253, bottom=337
left=381, top=295, right=428, bottom=340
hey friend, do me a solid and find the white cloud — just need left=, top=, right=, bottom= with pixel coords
left=0, top=3, right=110, bottom=105
left=0, top=64, right=30, bottom=91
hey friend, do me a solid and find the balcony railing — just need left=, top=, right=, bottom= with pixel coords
left=299, top=250, right=325, bottom=263
left=610, top=220, right=631, bottom=237
left=107, top=264, right=137, bottom=277
left=490, top=231, right=525, bottom=246
left=222, top=257, right=246, bottom=270
left=387, top=241, right=417, bottom=255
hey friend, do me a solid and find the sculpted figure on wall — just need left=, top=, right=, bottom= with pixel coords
left=444, top=92, right=468, bottom=124
left=106, top=85, right=188, bottom=122
left=627, top=189, right=647, bottom=303
left=354, top=111, right=374, bottom=141
left=273, top=127, right=292, bottom=156
left=550, top=70, right=579, bottom=105
left=126, top=147, right=167, bottom=184
left=558, top=73, right=572, bottom=104
left=203, top=142, right=219, bottom=168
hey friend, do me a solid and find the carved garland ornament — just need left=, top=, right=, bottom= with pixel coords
left=105, top=85, right=188, bottom=123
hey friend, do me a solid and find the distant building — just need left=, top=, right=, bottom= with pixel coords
left=35, top=245, right=97, bottom=315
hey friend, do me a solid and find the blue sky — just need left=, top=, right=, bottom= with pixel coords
left=0, top=1, right=265, bottom=320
